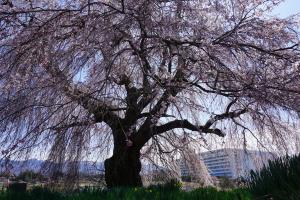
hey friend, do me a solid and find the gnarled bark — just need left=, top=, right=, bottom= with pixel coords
left=104, top=139, right=142, bottom=188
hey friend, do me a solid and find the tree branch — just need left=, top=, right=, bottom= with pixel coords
left=202, top=109, right=247, bottom=130
left=155, top=119, right=225, bottom=137
left=154, top=108, right=247, bottom=137
left=43, top=63, right=120, bottom=127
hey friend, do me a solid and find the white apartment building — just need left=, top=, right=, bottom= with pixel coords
left=180, top=148, right=275, bottom=179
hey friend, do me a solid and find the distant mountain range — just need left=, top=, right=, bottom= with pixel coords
left=0, top=159, right=166, bottom=176
left=0, top=159, right=104, bottom=175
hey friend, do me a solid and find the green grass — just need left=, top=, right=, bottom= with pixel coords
left=0, top=186, right=252, bottom=200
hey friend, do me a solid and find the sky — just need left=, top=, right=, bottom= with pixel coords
left=272, top=0, right=300, bottom=17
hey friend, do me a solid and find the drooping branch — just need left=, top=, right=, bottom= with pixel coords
left=43, top=63, right=121, bottom=127
left=217, top=42, right=295, bottom=59
left=49, top=120, right=93, bottom=131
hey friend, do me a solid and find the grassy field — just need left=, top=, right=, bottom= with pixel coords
left=0, top=186, right=252, bottom=200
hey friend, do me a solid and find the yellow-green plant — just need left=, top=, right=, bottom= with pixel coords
left=248, top=154, right=300, bottom=200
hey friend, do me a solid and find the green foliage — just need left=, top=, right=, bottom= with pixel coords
left=218, top=177, right=236, bottom=189
left=0, top=187, right=62, bottom=200
left=148, top=179, right=182, bottom=191
left=0, top=185, right=252, bottom=200
left=181, top=175, right=192, bottom=182
left=247, top=153, right=300, bottom=200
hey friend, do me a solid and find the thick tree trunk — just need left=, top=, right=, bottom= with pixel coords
left=104, top=146, right=142, bottom=188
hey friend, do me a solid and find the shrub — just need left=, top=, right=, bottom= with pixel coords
left=2, top=186, right=63, bottom=200
left=14, top=171, right=46, bottom=183
left=162, top=179, right=182, bottom=191
left=7, top=182, right=27, bottom=193
left=148, top=178, right=182, bottom=191
left=247, top=153, right=300, bottom=200
left=181, top=175, right=192, bottom=182
left=218, top=177, right=236, bottom=189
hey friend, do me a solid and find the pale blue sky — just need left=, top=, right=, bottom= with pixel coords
left=272, top=0, right=300, bottom=17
